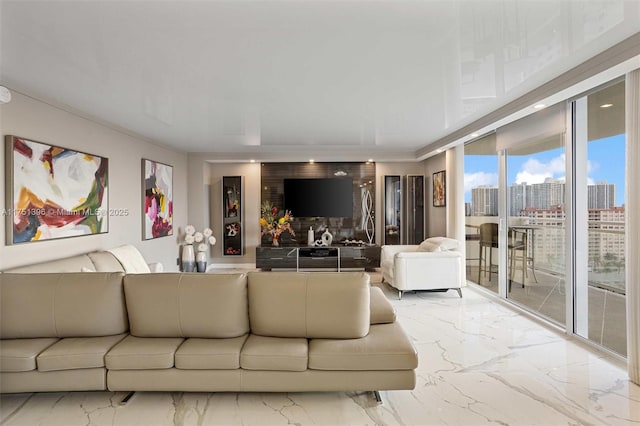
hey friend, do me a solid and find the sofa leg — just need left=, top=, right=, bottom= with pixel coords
left=373, top=390, right=383, bottom=404
left=456, top=288, right=462, bottom=298
left=398, top=290, right=403, bottom=300
left=120, top=391, right=136, bottom=405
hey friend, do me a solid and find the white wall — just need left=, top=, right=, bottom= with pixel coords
left=0, top=92, right=188, bottom=271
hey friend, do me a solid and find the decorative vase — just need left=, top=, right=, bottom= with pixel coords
left=196, top=251, right=207, bottom=273
left=272, top=234, right=279, bottom=247
left=321, top=229, right=333, bottom=246
left=181, top=244, right=195, bottom=272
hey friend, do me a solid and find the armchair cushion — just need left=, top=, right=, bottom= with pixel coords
left=417, top=237, right=459, bottom=252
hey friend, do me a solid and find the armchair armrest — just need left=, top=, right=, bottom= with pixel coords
left=395, top=251, right=461, bottom=259
left=148, top=262, right=164, bottom=273
left=381, top=245, right=419, bottom=264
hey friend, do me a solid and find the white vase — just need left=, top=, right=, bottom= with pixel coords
left=182, top=244, right=195, bottom=272
left=321, top=229, right=333, bottom=246
left=196, top=251, right=207, bottom=273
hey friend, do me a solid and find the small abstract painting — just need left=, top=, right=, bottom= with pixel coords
left=433, top=170, right=446, bottom=207
left=5, top=135, right=109, bottom=244
left=143, top=159, right=173, bottom=239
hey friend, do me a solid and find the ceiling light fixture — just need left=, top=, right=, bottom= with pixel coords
left=470, top=133, right=479, bottom=137
left=600, top=103, right=613, bottom=108
left=533, top=103, right=546, bottom=109
left=309, top=159, right=314, bottom=164
left=0, top=86, right=11, bottom=104
left=249, top=159, right=256, bottom=163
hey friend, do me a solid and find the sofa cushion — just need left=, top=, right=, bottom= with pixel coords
left=248, top=272, right=370, bottom=339
left=0, top=338, right=59, bottom=372
left=370, top=287, right=396, bottom=324
left=124, top=273, right=249, bottom=338
left=37, top=334, right=127, bottom=372
left=0, top=272, right=128, bottom=339
left=240, top=334, right=308, bottom=372
left=175, top=335, right=248, bottom=370
left=87, top=251, right=126, bottom=272
left=308, top=322, right=418, bottom=371
left=105, top=335, right=184, bottom=370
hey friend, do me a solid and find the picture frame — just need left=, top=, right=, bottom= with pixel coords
left=5, top=135, right=109, bottom=244
left=142, top=159, right=173, bottom=240
left=433, top=170, right=446, bottom=207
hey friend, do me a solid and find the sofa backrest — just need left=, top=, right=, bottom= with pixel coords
left=124, top=273, right=249, bottom=338
left=0, top=272, right=128, bottom=339
left=247, top=271, right=370, bottom=339
left=106, top=244, right=151, bottom=273
left=87, top=251, right=126, bottom=272
left=3, top=254, right=97, bottom=273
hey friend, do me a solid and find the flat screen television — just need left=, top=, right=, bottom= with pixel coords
left=284, top=178, right=353, bottom=218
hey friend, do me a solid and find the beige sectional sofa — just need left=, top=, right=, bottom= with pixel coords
left=0, top=271, right=417, bottom=395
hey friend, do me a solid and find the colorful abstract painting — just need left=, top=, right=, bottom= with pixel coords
left=143, top=159, right=173, bottom=239
left=5, top=135, right=109, bottom=244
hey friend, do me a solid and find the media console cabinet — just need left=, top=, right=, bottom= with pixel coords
left=256, top=246, right=381, bottom=271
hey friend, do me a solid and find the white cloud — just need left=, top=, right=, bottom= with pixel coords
left=464, top=171, right=498, bottom=196
left=515, top=154, right=565, bottom=184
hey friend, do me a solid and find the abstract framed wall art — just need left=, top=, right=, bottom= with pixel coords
left=142, top=159, right=173, bottom=239
left=433, top=170, right=446, bottom=207
left=5, top=135, right=109, bottom=244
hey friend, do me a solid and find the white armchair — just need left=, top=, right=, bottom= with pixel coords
left=106, top=244, right=164, bottom=273
left=381, top=237, right=463, bottom=299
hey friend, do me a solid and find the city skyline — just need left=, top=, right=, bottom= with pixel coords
left=464, top=133, right=626, bottom=206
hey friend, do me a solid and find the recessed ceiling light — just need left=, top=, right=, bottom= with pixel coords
left=533, top=104, right=546, bottom=109
left=368, top=158, right=374, bottom=162
left=600, top=103, right=613, bottom=108
left=309, top=159, right=314, bottom=164
left=471, top=133, right=479, bottom=137
left=249, top=159, right=256, bottom=163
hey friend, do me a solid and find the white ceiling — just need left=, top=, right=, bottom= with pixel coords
left=1, top=1, right=639, bottom=160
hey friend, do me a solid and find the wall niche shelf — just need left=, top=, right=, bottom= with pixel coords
left=222, top=176, right=243, bottom=256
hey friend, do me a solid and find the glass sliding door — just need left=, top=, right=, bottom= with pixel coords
left=573, top=81, right=627, bottom=356
left=505, top=138, right=566, bottom=325
left=497, top=103, right=567, bottom=324
left=464, top=134, right=500, bottom=294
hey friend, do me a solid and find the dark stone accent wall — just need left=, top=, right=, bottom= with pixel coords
left=260, top=162, right=375, bottom=246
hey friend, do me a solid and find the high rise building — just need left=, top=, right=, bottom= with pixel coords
left=471, top=186, right=498, bottom=216
left=509, top=183, right=528, bottom=215
left=588, top=182, right=616, bottom=209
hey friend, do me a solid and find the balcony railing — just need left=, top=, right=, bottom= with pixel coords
left=465, top=217, right=626, bottom=295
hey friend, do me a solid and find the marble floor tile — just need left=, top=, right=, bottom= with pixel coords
left=1, top=278, right=639, bottom=426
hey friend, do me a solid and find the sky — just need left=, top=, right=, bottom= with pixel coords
left=464, top=133, right=626, bottom=206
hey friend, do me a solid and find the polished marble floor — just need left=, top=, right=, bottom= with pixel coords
left=1, top=272, right=639, bottom=426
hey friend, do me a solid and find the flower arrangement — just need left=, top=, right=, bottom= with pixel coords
left=184, top=225, right=217, bottom=252
left=259, top=201, right=295, bottom=246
